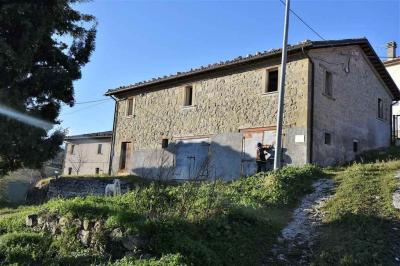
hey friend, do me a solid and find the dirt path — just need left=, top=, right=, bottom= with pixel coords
left=265, top=178, right=335, bottom=265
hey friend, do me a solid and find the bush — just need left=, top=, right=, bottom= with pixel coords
left=0, top=232, right=53, bottom=265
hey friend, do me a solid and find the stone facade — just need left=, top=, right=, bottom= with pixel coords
left=108, top=41, right=398, bottom=179
left=111, top=55, right=311, bottom=177
left=63, top=136, right=111, bottom=176
left=309, top=46, right=393, bottom=165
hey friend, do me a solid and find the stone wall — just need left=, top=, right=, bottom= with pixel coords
left=309, top=45, right=393, bottom=165
left=47, top=178, right=131, bottom=199
left=112, top=54, right=311, bottom=176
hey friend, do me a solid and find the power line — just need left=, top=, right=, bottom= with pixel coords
left=62, top=101, right=107, bottom=115
left=278, top=0, right=326, bottom=41
left=74, top=98, right=111, bottom=105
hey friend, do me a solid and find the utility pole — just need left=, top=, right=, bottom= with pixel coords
left=274, top=0, right=290, bottom=170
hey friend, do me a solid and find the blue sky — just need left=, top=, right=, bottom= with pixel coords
left=59, top=0, right=400, bottom=135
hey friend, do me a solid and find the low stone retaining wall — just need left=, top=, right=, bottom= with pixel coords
left=25, top=214, right=151, bottom=259
left=47, top=178, right=132, bottom=199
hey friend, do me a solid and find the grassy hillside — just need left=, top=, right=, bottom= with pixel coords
left=313, top=159, right=400, bottom=265
left=0, top=165, right=322, bottom=265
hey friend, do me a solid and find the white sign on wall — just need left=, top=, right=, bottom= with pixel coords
left=295, top=135, right=305, bottom=143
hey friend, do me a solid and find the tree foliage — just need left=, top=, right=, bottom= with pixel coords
left=0, top=0, right=96, bottom=174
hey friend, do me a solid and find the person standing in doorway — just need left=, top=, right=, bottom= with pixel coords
left=256, top=142, right=267, bottom=173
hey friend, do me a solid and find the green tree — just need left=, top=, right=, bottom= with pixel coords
left=0, top=0, right=96, bottom=175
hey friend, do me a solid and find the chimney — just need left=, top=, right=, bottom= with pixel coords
left=387, top=41, right=397, bottom=60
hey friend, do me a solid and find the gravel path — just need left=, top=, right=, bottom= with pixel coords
left=265, top=178, right=335, bottom=265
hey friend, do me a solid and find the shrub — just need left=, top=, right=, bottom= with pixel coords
left=0, top=232, right=53, bottom=265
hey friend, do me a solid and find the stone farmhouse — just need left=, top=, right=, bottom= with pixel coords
left=102, top=38, right=399, bottom=181
left=63, top=131, right=112, bottom=176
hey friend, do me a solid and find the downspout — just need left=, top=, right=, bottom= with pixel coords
left=391, top=100, right=398, bottom=145
left=302, top=46, right=315, bottom=164
left=108, top=95, right=119, bottom=175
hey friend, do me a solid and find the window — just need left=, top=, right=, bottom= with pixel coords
left=95, top=168, right=100, bottom=175
left=324, top=70, right=333, bottom=97
left=161, top=138, right=169, bottom=149
left=70, top=144, right=75, bottom=155
left=324, top=133, right=331, bottom=145
left=97, top=144, right=102, bottom=154
left=119, top=142, right=132, bottom=170
left=378, top=98, right=384, bottom=119
left=353, top=140, right=359, bottom=153
left=68, top=167, right=72, bottom=175
left=126, top=98, right=134, bottom=116
left=184, top=85, right=193, bottom=106
left=265, top=69, right=279, bottom=93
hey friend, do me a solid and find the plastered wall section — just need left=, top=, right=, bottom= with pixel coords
left=386, top=63, right=400, bottom=115
left=309, top=46, right=393, bottom=166
left=111, top=56, right=311, bottom=174
left=63, top=139, right=111, bottom=176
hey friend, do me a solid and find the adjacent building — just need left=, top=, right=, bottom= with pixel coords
left=104, top=38, right=399, bottom=181
left=63, top=131, right=112, bottom=176
left=383, top=41, right=400, bottom=139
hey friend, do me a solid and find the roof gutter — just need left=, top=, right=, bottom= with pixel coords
left=108, top=95, right=119, bottom=175
left=302, top=46, right=314, bottom=164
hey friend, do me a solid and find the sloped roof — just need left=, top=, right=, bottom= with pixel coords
left=384, top=57, right=400, bottom=67
left=64, top=131, right=112, bottom=141
left=105, top=38, right=400, bottom=100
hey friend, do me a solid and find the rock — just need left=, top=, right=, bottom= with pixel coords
left=71, top=219, right=82, bottom=228
left=37, top=216, right=46, bottom=226
left=83, top=219, right=91, bottom=230
left=393, top=190, right=400, bottom=210
left=122, top=235, right=148, bottom=251
left=48, top=222, right=59, bottom=235
left=93, top=220, right=103, bottom=232
left=59, top=217, right=69, bottom=227
left=26, top=214, right=38, bottom=227
left=110, top=228, right=123, bottom=241
left=78, top=230, right=91, bottom=246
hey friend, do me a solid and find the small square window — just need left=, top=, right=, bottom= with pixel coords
left=324, top=133, right=331, bottom=145
left=324, top=71, right=333, bottom=97
left=68, top=167, right=72, bottom=175
left=353, top=140, right=359, bottom=153
left=97, top=144, right=102, bottom=154
left=184, top=85, right=193, bottom=106
left=161, top=138, right=169, bottom=149
left=265, top=69, right=279, bottom=93
left=126, top=98, right=134, bottom=116
left=378, top=98, right=384, bottom=119
left=95, top=168, right=100, bottom=175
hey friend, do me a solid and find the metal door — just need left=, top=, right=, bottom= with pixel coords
left=174, top=138, right=210, bottom=180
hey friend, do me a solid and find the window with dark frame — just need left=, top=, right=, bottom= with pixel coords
left=266, top=69, right=279, bottom=93
left=353, top=140, right=359, bottom=153
left=70, top=144, right=75, bottom=154
left=324, top=70, right=333, bottom=97
left=184, top=85, right=193, bottom=106
left=97, top=144, right=102, bottom=154
left=324, top=133, right=331, bottom=145
left=127, top=98, right=134, bottom=116
left=161, top=138, right=169, bottom=149
left=95, top=168, right=100, bottom=175
left=68, top=167, right=72, bottom=175
left=378, top=98, right=384, bottom=119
